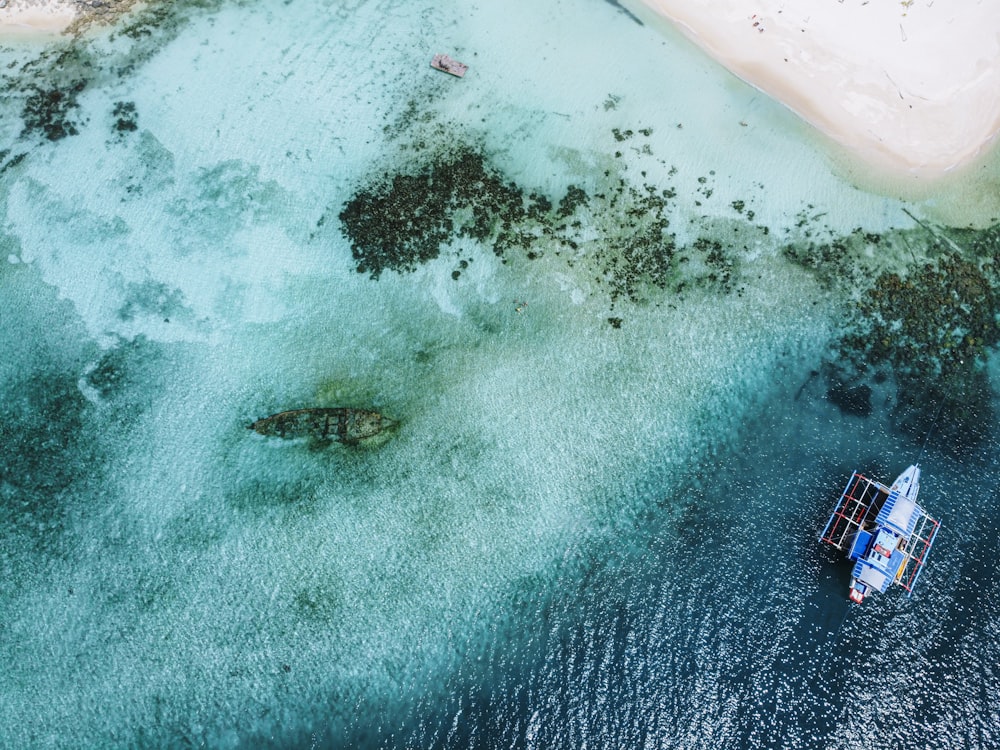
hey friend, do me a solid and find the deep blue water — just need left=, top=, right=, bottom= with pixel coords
left=2, top=0, right=999, bottom=748
left=327, top=380, right=1000, bottom=749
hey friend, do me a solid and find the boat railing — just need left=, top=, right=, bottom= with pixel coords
left=819, top=473, right=886, bottom=550
left=895, top=512, right=941, bottom=595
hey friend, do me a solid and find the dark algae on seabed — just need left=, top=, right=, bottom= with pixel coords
left=249, top=408, right=394, bottom=444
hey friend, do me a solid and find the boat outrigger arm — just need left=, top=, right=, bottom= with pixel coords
left=819, top=465, right=940, bottom=604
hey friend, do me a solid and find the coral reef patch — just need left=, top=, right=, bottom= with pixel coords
left=337, top=133, right=762, bottom=310
left=788, top=215, right=1000, bottom=448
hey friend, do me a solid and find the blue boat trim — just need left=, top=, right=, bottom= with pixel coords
left=818, top=465, right=940, bottom=603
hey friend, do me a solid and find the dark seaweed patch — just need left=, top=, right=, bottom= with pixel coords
left=693, top=237, right=736, bottom=291
left=74, top=337, right=170, bottom=461
left=2, top=0, right=237, bottom=153
left=0, top=365, right=96, bottom=551
left=383, top=96, right=437, bottom=141
left=780, top=210, right=1000, bottom=446
left=21, top=80, right=87, bottom=141
left=842, top=254, right=998, bottom=380
left=0, top=150, right=28, bottom=176
left=557, top=185, right=588, bottom=218
left=112, top=100, right=138, bottom=134
left=84, top=335, right=166, bottom=407
left=338, top=126, right=775, bottom=312
left=834, top=249, right=1000, bottom=449
left=225, top=475, right=327, bottom=515
left=339, top=148, right=526, bottom=278
left=782, top=227, right=886, bottom=289
left=337, top=145, right=683, bottom=304
left=0, top=265, right=104, bottom=557
left=592, top=183, right=677, bottom=306
left=0, top=370, right=88, bottom=496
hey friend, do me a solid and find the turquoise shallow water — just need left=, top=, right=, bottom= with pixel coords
left=2, top=0, right=999, bottom=747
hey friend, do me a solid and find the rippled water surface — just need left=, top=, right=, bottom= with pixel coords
left=2, top=0, right=999, bottom=747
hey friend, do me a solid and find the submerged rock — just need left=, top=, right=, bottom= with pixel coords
left=249, top=408, right=394, bottom=444
left=826, top=382, right=872, bottom=417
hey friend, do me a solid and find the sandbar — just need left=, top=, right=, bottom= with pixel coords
left=626, top=0, right=1000, bottom=183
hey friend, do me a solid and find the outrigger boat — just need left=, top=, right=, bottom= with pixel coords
left=819, top=465, right=940, bottom=603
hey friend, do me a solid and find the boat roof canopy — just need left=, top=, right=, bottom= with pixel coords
left=881, top=495, right=918, bottom=537
left=857, top=565, right=889, bottom=592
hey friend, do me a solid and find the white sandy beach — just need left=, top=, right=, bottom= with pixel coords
left=0, top=0, right=77, bottom=36
left=628, top=0, right=1000, bottom=183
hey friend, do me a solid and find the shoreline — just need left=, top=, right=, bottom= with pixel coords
left=0, top=0, right=77, bottom=37
left=1, top=0, right=141, bottom=38
left=625, top=0, right=1000, bottom=189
